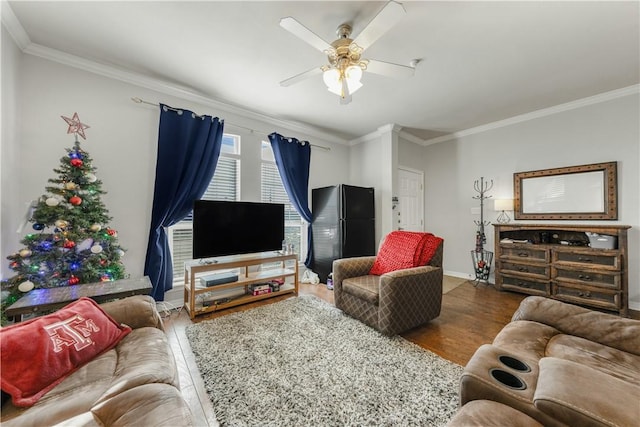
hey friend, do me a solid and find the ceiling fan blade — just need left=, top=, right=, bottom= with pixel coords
left=352, top=1, right=406, bottom=51
left=280, top=17, right=332, bottom=53
left=280, top=67, right=323, bottom=87
left=366, top=59, right=415, bottom=79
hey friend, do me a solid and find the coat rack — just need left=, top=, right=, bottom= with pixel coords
left=471, top=177, right=493, bottom=285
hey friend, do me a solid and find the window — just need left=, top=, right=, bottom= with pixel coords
left=261, top=141, right=306, bottom=262
left=169, top=134, right=240, bottom=281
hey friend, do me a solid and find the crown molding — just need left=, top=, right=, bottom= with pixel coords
left=22, top=43, right=349, bottom=145
left=1, top=1, right=30, bottom=49
left=423, top=84, right=640, bottom=146
left=348, top=125, right=423, bottom=146
left=397, top=130, right=426, bottom=145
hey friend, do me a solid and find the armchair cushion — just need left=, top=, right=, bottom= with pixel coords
left=369, top=231, right=443, bottom=275
left=343, top=275, right=380, bottom=305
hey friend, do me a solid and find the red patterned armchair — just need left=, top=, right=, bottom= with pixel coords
left=332, top=232, right=444, bottom=336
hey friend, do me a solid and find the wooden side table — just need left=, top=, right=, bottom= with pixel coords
left=4, top=276, right=152, bottom=322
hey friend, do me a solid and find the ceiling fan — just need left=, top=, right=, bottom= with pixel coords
left=279, top=1, right=415, bottom=104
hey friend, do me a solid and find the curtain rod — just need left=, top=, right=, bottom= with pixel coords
left=131, top=97, right=331, bottom=151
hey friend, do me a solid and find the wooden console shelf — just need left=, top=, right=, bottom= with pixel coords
left=493, top=224, right=630, bottom=316
left=183, top=251, right=299, bottom=320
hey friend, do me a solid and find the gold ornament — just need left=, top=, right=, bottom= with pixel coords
left=19, top=249, right=32, bottom=258
left=65, top=182, right=77, bottom=190
left=55, top=219, right=69, bottom=229
left=90, top=223, right=102, bottom=232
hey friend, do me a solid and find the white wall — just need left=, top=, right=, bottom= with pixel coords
left=1, top=44, right=349, bottom=280
left=1, top=25, right=22, bottom=279
left=422, top=93, right=640, bottom=308
left=348, top=131, right=388, bottom=245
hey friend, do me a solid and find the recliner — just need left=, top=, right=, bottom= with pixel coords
left=332, top=234, right=444, bottom=336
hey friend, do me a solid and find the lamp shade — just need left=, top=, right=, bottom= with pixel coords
left=494, top=199, right=514, bottom=211
left=323, top=65, right=364, bottom=98
left=323, top=68, right=342, bottom=95
left=345, top=65, right=363, bottom=94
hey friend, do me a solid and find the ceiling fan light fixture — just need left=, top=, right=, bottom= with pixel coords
left=323, top=68, right=342, bottom=95
left=346, top=65, right=363, bottom=86
left=323, top=64, right=363, bottom=99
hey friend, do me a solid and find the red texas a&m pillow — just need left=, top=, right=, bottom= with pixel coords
left=0, top=297, right=131, bottom=407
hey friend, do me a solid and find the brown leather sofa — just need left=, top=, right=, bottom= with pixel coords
left=1, top=295, right=194, bottom=427
left=456, top=296, right=640, bottom=427
left=332, top=238, right=443, bottom=336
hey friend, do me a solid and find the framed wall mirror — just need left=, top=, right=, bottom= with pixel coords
left=514, top=161, right=618, bottom=220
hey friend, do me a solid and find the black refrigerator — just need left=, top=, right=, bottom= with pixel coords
left=311, top=184, right=375, bottom=283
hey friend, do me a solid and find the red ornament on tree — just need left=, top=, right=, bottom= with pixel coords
left=68, top=275, right=80, bottom=285
left=63, top=240, right=76, bottom=249
left=69, top=196, right=82, bottom=206
left=106, top=228, right=117, bottom=237
left=70, top=158, right=84, bottom=167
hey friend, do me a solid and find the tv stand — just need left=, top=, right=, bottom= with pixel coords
left=183, top=251, right=298, bottom=320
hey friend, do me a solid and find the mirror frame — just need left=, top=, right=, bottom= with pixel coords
left=514, top=161, right=618, bottom=220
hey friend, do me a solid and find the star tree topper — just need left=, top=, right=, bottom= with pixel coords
left=61, top=112, right=90, bottom=140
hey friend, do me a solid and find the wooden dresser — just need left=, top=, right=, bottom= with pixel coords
left=493, top=223, right=630, bottom=316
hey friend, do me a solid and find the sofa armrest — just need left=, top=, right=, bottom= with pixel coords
left=92, top=383, right=194, bottom=426
left=511, top=296, right=640, bottom=355
left=100, top=295, right=164, bottom=331
left=534, top=357, right=640, bottom=427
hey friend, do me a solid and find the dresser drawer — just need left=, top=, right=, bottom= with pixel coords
left=553, top=268, right=621, bottom=290
left=500, top=245, right=549, bottom=263
left=500, top=261, right=549, bottom=280
left=552, top=249, right=621, bottom=271
left=500, top=274, right=549, bottom=296
left=552, top=283, right=620, bottom=310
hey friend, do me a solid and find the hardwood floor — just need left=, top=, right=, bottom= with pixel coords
left=162, top=279, right=526, bottom=427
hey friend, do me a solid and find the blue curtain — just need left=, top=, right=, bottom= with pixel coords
left=144, top=104, right=224, bottom=301
left=267, top=133, right=313, bottom=267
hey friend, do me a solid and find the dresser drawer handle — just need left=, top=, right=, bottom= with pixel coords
left=517, top=253, right=529, bottom=257
left=577, top=257, right=593, bottom=263
left=578, top=291, right=592, bottom=298
left=517, top=282, right=530, bottom=288
left=518, top=267, right=529, bottom=272
left=578, top=274, right=592, bottom=281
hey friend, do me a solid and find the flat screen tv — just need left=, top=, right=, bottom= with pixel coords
left=192, top=200, right=285, bottom=259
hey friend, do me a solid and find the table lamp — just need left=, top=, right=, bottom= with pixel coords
left=494, top=199, right=514, bottom=223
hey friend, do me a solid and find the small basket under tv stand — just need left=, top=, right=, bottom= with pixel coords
left=183, top=251, right=299, bottom=320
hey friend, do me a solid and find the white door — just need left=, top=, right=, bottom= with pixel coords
left=398, top=168, right=424, bottom=231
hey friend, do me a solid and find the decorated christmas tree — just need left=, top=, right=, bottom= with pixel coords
left=1, top=113, right=126, bottom=309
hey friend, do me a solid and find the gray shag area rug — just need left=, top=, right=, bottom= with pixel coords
left=185, top=295, right=463, bottom=427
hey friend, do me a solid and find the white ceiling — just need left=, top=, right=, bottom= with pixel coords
left=6, top=1, right=640, bottom=142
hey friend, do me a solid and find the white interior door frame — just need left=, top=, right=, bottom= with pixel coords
left=397, top=167, right=424, bottom=232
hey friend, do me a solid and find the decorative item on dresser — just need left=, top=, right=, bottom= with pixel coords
left=493, top=224, right=630, bottom=316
